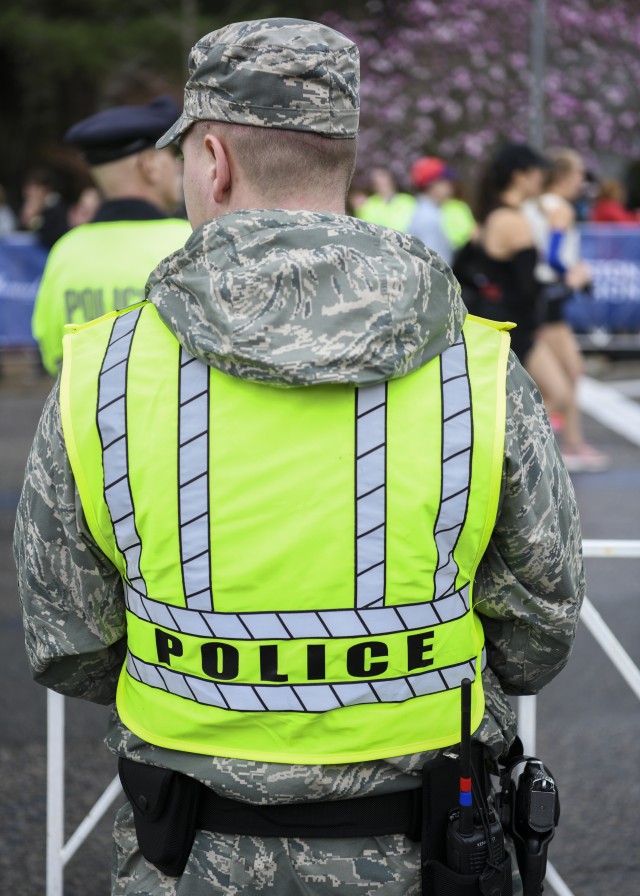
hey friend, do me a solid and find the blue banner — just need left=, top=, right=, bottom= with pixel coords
left=565, top=224, right=640, bottom=333
left=0, top=233, right=48, bottom=347
left=3, top=225, right=640, bottom=342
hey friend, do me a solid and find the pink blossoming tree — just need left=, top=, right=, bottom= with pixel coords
left=322, top=0, right=640, bottom=189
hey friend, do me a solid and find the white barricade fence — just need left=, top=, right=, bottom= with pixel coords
left=46, top=539, right=640, bottom=896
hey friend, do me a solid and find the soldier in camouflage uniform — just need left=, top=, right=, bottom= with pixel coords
left=14, top=17, right=584, bottom=896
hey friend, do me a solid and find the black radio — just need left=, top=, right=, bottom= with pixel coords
left=445, top=679, right=508, bottom=896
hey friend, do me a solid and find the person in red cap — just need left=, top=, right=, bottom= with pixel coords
left=407, top=157, right=455, bottom=264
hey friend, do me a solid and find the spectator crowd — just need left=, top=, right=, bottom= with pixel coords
left=2, top=123, right=640, bottom=472
left=351, top=145, right=640, bottom=472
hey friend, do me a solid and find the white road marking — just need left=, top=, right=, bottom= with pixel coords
left=579, top=376, right=640, bottom=447
left=602, top=378, right=640, bottom=399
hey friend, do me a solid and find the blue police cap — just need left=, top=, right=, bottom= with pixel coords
left=65, top=96, right=181, bottom=165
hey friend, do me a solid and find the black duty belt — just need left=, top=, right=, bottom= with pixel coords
left=119, top=743, right=490, bottom=879
left=196, top=785, right=423, bottom=840
left=194, top=742, right=488, bottom=841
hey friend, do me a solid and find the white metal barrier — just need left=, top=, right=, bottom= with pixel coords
left=45, top=539, right=640, bottom=896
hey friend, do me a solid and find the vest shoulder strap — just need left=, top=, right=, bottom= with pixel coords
left=63, top=300, right=149, bottom=337
left=465, top=313, right=516, bottom=332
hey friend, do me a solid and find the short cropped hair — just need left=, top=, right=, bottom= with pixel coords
left=195, top=121, right=357, bottom=204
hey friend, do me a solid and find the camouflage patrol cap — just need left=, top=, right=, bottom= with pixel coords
left=156, top=17, right=359, bottom=147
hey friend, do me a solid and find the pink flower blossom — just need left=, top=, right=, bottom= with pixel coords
left=322, top=0, right=640, bottom=183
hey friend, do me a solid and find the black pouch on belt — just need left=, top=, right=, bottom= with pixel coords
left=118, top=757, right=201, bottom=877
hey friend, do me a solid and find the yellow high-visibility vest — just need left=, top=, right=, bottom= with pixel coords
left=60, top=301, right=510, bottom=764
left=32, top=218, right=191, bottom=376
left=356, top=193, right=417, bottom=232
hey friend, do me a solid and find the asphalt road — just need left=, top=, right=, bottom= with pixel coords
left=1, top=349, right=639, bottom=896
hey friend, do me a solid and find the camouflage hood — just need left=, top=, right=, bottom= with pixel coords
left=146, top=208, right=465, bottom=386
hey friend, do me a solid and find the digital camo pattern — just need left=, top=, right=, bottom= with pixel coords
left=474, top=354, right=586, bottom=696
left=14, top=380, right=127, bottom=705
left=111, top=798, right=523, bottom=895
left=15, top=209, right=582, bottom=893
left=146, top=210, right=463, bottom=387
left=112, top=801, right=422, bottom=896
left=156, top=19, right=359, bottom=148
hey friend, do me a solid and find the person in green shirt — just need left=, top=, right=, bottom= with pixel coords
left=31, top=96, right=191, bottom=377
left=442, top=190, right=477, bottom=249
left=356, top=166, right=416, bottom=231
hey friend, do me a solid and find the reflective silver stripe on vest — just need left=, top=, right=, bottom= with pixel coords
left=126, top=648, right=485, bottom=713
left=355, top=383, right=387, bottom=609
left=433, top=335, right=472, bottom=599
left=125, top=581, right=470, bottom=639
left=178, top=350, right=212, bottom=610
left=98, top=308, right=146, bottom=594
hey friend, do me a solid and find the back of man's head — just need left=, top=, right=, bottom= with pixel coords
left=65, top=97, right=183, bottom=212
left=157, top=18, right=360, bottom=211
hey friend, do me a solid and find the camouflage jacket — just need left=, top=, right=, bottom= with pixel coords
left=14, top=209, right=585, bottom=804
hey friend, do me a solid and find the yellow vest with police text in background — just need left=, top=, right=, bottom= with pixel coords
left=32, top=218, right=191, bottom=376
left=60, top=301, right=510, bottom=765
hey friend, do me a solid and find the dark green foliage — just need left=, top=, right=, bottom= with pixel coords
left=0, top=1, right=350, bottom=209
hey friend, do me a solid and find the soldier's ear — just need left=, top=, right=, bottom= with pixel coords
left=203, top=134, right=231, bottom=204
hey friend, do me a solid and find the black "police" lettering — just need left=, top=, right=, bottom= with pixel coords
left=154, top=629, right=437, bottom=682
left=306, top=644, right=326, bottom=680
left=155, top=629, right=183, bottom=664
left=201, top=642, right=239, bottom=680
left=259, top=645, right=288, bottom=682
left=407, top=631, right=434, bottom=670
left=346, top=641, right=388, bottom=677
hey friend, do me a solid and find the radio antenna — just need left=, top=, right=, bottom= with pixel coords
left=459, top=677, right=473, bottom=834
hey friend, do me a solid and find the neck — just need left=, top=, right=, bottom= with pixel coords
left=226, top=191, right=347, bottom=216
left=499, top=186, right=525, bottom=209
left=548, top=183, right=571, bottom=200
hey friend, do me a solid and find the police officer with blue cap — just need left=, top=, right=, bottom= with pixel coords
left=66, top=96, right=181, bottom=171
left=31, top=96, right=191, bottom=376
